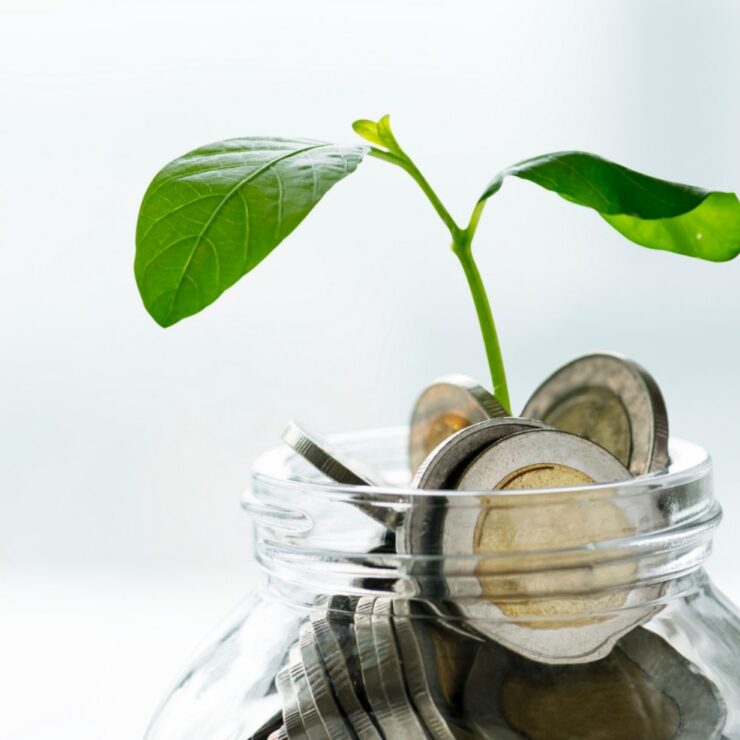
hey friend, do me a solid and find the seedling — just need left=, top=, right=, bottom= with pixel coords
left=135, top=116, right=740, bottom=412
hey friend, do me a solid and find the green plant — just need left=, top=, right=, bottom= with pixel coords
left=135, top=116, right=740, bottom=413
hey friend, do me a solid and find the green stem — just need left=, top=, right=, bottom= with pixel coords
left=369, top=146, right=510, bottom=411
left=369, top=148, right=461, bottom=240
left=453, top=238, right=511, bottom=413
left=456, top=197, right=511, bottom=410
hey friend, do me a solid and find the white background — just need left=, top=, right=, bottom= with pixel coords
left=2, top=1, right=740, bottom=737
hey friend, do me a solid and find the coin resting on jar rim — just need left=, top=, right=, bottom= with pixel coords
left=408, top=375, right=507, bottom=476
left=281, top=420, right=402, bottom=534
left=521, top=352, right=669, bottom=475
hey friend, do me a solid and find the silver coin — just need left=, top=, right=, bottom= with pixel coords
left=276, top=665, right=309, bottom=740
left=288, top=648, right=329, bottom=740
left=297, top=625, right=354, bottom=740
left=396, top=419, right=551, bottom=645
left=369, top=598, right=429, bottom=739
left=309, top=602, right=382, bottom=740
left=391, top=600, right=458, bottom=740
left=400, top=418, right=548, bottom=560
left=521, top=352, right=669, bottom=475
left=282, top=421, right=400, bottom=530
left=413, top=417, right=548, bottom=491
left=464, top=627, right=726, bottom=739
left=409, top=375, right=507, bottom=475
left=451, top=428, right=662, bottom=663
left=320, top=595, right=381, bottom=731
left=354, top=596, right=406, bottom=738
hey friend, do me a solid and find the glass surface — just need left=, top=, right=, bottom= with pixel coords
left=146, top=429, right=740, bottom=740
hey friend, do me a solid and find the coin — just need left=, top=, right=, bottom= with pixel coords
left=398, top=419, right=551, bottom=644
left=322, top=595, right=381, bottom=729
left=448, top=428, right=661, bottom=663
left=296, top=625, right=353, bottom=740
left=391, top=600, right=462, bottom=739
left=409, top=375, right=507, bottom=475
left=309, top=599, right=382, bottom=740
left=276, top=665, right=308, bottom=740
left=281, top=421, right=400, bottom=531
left=413, top=417, right=549, bottom=492
left=521, top=353, right=669, bottom=475
left=464, top=627, right=727, bottom=739
left=287, top=650, right=329, bottom=740
left=403, top=419, right=548, bottom=559
left=370, top=598, right=429, bottom=739
left=354, top=596, right=408, bottom=738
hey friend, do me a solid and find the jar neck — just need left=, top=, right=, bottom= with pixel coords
left=245, top=430, right=720, bottom=612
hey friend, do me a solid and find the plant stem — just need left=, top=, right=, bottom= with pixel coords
left=453, top=237, right=511, bottom=413
left=369, top=148, right=461, bottom=240
left=369, top=146, right=510, bottom=411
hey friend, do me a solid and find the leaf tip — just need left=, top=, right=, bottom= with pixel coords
left=352, top=118, right=384, bottom=147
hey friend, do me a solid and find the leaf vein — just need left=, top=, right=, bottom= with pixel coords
left=163, top=143, right=329, bottom=323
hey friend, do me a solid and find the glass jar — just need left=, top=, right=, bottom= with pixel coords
left=146, top=428, right=740, bottom=740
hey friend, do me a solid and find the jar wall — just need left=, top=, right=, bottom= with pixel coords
left=145, top=591, right=307, bottom=740
left=146, top=431, right=740, bottom=739
left=146, top=572, right=740, bottom=739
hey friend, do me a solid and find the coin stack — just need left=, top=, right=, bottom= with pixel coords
left=255, top=353, right=727, bottom=740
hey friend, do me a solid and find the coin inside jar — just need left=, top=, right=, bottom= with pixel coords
left=456, top=429, right=634, bottom=620
left=463, top=627, right=727, bottom=740
left=522, top=353, right=669, bottom=475
left=408, top=375, right=507, bottom=476
left=442, top=428, right=663, bottom=663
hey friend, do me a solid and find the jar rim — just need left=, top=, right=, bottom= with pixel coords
left=248, top=426, right=711, bottom=500
left=245, top=427, right=720, bottom=608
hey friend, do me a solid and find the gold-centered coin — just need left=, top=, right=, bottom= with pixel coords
left=522, top=353, right=669, bottom=475
left=541, top=387, right=632, bottom=468
left=444, top=429, right=644, bottom=662
left=501, top=654, right=680, bottom=740
left=468, top=454, right=633, bottom=626
left=409, top=376, right=506, bottom=475
left=464, top=628, right=726, bottom=739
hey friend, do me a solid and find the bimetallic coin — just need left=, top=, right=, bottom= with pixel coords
left=522, top=353, right=669, bottom=475
left=309, top=601, right=382, bottom=740
left=409, top=375, right=507, bottom=475
left=296, top=625, right=353, bottom=740
left=400, top=418, right=548, bottom=561
left=450, top=428, right=661, bottom=663
left=282, top=421, right=400, bottom=531
left=370, top=598, right=429, bottom=739
left=464, top=627, right=727, bottom=740
left=413, top=417, right=549, bottom=492
left=398, top=419, right=552, bottom=645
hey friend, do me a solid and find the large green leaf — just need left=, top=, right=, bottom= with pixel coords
left=480, top=151, right=740, bottom=262
left=135, top=138, right=367, bottom=326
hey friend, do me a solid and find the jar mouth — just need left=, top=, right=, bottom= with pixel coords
left=250, top=426, right=711, bottom=499
left=245, top=427, right=720, bottom=607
